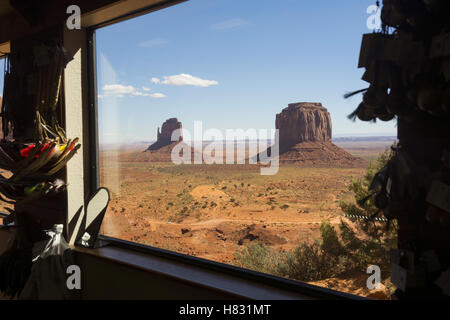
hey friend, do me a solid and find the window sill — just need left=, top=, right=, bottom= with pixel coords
left=74, top=236, right=365, bottom=300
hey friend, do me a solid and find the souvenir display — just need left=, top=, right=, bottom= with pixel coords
left=348, top=0, right=450, bottom=298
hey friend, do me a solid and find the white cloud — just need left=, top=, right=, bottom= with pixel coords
left=149, top=93, right=166, bottom=98
left=131, top=91, right=166, bottom=98
left=211, top=18, right=249, bottom=30
left=161, top=74, right=218, bottom=87
left=151, top=77, right=161, bottom=84
left=102, top=84, right=166, bottom=98
left=138, top=38, right=168, bottom=48
left=103, top=84, right=137, bottom=96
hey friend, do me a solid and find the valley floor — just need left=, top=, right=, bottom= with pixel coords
left=99, top=146, right=391, bottom=299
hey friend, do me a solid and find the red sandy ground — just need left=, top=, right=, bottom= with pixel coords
left=99, top=142, right=393, bottom=299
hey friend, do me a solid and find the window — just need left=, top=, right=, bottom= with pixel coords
left=95, top=0, right=396, bottom=299
left=0, top=55, right=4, bottom=140
left=0, top=54, right=8, bottom=224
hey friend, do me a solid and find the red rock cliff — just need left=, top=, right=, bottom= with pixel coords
left=148, top=118, right=182, bottom=150
left=276, top=102, right=332, bottom=151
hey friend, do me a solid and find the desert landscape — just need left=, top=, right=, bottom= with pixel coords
left=99, top=103, right=396, bottom=298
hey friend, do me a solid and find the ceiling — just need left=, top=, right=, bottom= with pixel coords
left=0, top=0, right=184, bottom=54
left=0, top=1, right=12, bottom=56
left=0, top=2, right=14, bottom=18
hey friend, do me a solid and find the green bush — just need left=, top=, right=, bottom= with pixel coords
left=234, top=243, right=285, bottom=276
left=282, top=240, right=341, bottom=281
left=234, top=222, right=346, bottom=281
left=338, top=145, right=397, bottom=277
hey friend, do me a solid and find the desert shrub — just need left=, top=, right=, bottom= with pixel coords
left=281, top=221, right=352, bottom=280
left=234, top=243, right=286, bottom=276
left=319, top=221, right=345, bottom=257
left=235, top=221, right=373, bottom=281
left=234, top=222, right=345, bottom=281
left=338, top=145, right=397, bottom=277
left=282, top=241, right=338, bottom=281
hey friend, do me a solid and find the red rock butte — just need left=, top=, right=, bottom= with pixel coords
left=277, top=102, right=332, bottom=151
left=132, top=118, right=196, bottom=162
left=147, top=118, right=182, bottom=151
left=274, top=102, right=364, bottom=167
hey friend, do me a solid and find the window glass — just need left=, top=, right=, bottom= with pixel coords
left=0, top=57, right=4, bottom=89
left=0, top=56, right=4, bottom=134
left=0, top=56, right=7, bottom=224
left=0, top=55, right=5, bottom=142
left=97, top=0, right=397, bottom=299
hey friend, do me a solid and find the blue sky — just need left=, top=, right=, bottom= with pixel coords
left=96, top=0, right=396, bottom=144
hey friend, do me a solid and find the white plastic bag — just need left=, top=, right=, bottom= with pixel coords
left=19, top=224, right=80, bottom=300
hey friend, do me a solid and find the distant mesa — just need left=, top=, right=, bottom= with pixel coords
left=261, top=102, right=364, bottom=167
left=147, top=117, right=182, bottom=151
left=131, top=117, right=196, bottom=162
left=135, top=104, right=364, bottom=167
left=277, top=102, right=332, bottom=152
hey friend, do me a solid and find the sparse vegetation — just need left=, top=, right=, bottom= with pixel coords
left=338, top=145, right=398, bottom=277
left=235, top=148, right=397, bottom=287
left=234, top=242, right=284, bottom=275
left=100, top=143, right=393, bottom=297
left=235, top=218, right=393, bottom=283
left=235, top=221, right=342, bottom=280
